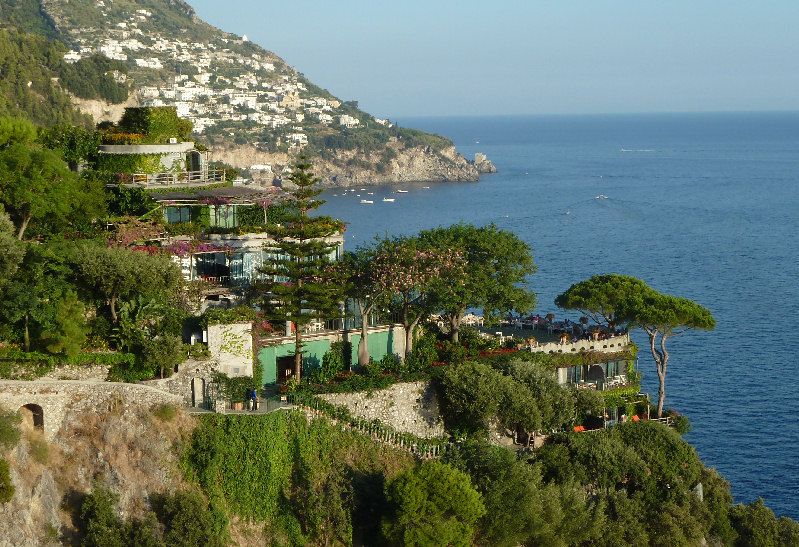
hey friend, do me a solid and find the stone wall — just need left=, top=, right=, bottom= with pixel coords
left=140, top=359, right=218, bottom=407
left=206, top=322, right=253, bottom=377
left=319, top=381, right=444, bottom=439
left=0, top=380, right=182, bottom=440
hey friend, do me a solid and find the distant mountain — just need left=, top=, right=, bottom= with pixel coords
left=0, top=0, right=493, bottom=185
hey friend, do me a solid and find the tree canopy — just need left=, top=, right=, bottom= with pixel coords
left=382, top=461, right=485, bottom=546
left=72, top=245, right=183, bottom=325
left=555, top=273, right=651, bottom=329
left=557, top=274, right=715, bottom=418
left=419, top=223, right=536, bottom=343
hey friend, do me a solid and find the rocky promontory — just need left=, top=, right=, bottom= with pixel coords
left=209, top=143, right=496, bottom=188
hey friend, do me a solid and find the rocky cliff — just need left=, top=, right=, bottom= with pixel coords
left=209, top=142, right=496, bottom=187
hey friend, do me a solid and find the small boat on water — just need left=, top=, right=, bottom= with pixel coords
left=360, top=199, right=373, bottom=204
left=396, top=189, right=408, bottom=193
left=422, top=186, right=430, bottom=189
left=382, top=198, right=395, bottom=202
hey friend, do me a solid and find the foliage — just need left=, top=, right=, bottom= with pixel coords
left=381, top=461, right=485, bottom=546
left=418, top=223, right=536, bottom=342
left=0, top=143, right=89, bottom=239
left=308, top=340, right=349, bottom=383
left=57, top=54, right=129, bottom=104
left=153, top=490, right=228, bottom=547
left=141, top=335, right=185, bottom=379
left=152, top=403, right=178, bottom=422
left=78, top=482, right=227, bottom=546
left=200, top=305, right=256, bottom=326
left=182, top=411, right=415, bottom=544
left=72, top=244, right=182, bottom=325
left=213, top=371, right=261, bottom=403
left=446, top=441, right=604, bottom=546
left=38, top=291, right=87, bottom=357
left=94, top=151, right=166, bottom=174
left=0, top=30, right=92, bottom=128
left=555, top=273, right=652, bottom=329
left=107, top=107, right=193, bottom=144
left=0, top=205, right=24, bottom=292
left=28, top=436, right=49, bottom=464
left=0, top=458, right=13, bottom=503
left=615, top=279, right=715, bottom=417
left=106, top=186, right=156, bottom=216
left=257, top=157, right=346, bottom=381
left=0, top=408, right=21, bottom=450
left=38, top=125, right=100, bottom=169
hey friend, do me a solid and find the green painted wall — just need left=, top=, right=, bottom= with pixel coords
left=347, top=329, right=395, bottom=365
left=258, top=338, right=331, bottom=385
left=258, top=328, right=399, bottom=385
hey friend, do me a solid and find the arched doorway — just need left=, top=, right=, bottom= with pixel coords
left=19, top=403, right=44, bottom=431
left=192, top=378, right=206, bottom=408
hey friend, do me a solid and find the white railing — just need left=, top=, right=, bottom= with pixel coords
left=129, top=167, right=226, bottom=187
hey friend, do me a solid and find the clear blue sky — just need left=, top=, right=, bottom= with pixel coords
left=187, top=0, right=799, bottom=118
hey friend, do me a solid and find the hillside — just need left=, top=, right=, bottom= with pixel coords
left=0, top=0, right=494, bottom=186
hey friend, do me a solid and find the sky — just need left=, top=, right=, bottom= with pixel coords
left=187, top=1, right=799, bottom=118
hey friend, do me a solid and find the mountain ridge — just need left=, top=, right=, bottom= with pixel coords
left=1, top=0, right=494, bottom=186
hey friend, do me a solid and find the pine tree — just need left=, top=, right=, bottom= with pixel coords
left=258, top=157, right=346, bottom=382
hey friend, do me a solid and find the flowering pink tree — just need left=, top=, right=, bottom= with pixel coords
left=372, top=236, right=466, bottom=356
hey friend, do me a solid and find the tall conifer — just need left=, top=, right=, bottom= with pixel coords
left=258, top=157, right=346, bottom=382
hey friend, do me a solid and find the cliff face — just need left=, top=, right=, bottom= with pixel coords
left=210, top=143, right=494, bottom=187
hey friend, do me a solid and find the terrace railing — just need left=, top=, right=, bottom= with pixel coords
left=129, top=167, right=226, bottom=187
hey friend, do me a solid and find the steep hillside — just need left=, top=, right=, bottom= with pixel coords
left=0, top=0, right=494, bottom=185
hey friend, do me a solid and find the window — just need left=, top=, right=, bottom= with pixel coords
left=165, top=206, right=191, bottom=224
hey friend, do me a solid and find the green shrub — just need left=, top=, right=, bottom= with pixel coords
left=0, top=409, right=21, bottom=450
left=29, top=436, right=49, bottom=464
left=0, top=458, right=13, bottom=503
left=363, top=359, right=383, bottom=378
left=382, top=461, right=485, bottom=546
left=438, top=340, right=468, bottom=363
left=152, top=403, right=178, bottom=422
left=379, top=353, right=405, bottom=375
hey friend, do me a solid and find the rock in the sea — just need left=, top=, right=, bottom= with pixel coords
left=474, top=153, right=498, bottom=174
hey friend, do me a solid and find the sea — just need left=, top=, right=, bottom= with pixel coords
left=317, top=111, right=799, bottom=520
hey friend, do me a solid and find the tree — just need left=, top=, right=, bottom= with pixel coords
left=38, top=290, right=87, bottom=357
left=382, top=461, right=485, bottom=546
left=341, top=245, right=390, bottom=367
left=371, top=235, right=465, bottom=357
left=0, top=117, right=37, bottom=148
left=419, top=223, right=536, bottom=343
left=0, top=143, right=81, bottom=239
left=616, top=287, right=715, bottom=418
left=38, top=124, right=100, bottom=171
left=258, top=157, right=346, bottom=381
left=555, top=274, right=651, bottom=330
left=73, top=245, right=182, bottom=325
left=0, top=204, right=24, bottom=293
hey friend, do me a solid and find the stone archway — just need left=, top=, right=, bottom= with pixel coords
left=19, top=403, right=44, bottom=431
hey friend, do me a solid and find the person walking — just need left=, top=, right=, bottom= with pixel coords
left=251, top=387, right=258, bottom=411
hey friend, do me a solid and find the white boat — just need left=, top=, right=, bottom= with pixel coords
left=422, top=186, right=430, bottom=189
left=396, top=189, right=408, bottom=193
left=360, top=199, right=373, bottom=204
left=382, top=198, right=395, bottom=202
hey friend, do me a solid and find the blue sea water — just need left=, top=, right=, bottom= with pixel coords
left=318, top=112, right=799, bottom=519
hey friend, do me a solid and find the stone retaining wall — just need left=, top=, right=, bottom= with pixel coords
left=319, top=381, right=444, bottom=439
left=0, top=380, right=182, bottom=440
